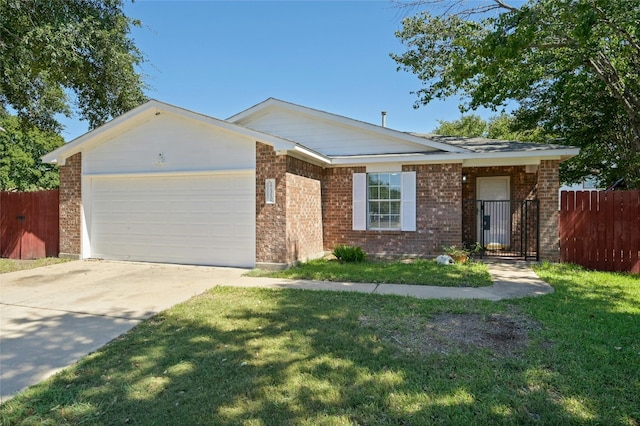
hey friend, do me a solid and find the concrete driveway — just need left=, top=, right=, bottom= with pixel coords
left=0, top=260, right=246, bottom=402
left=1, top=258, right=551, bottom=403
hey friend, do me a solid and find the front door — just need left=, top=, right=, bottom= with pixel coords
left=476, top=177, right=511, bottom=250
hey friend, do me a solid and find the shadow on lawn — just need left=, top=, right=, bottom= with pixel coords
left=2, top=276, right=638, bottom=424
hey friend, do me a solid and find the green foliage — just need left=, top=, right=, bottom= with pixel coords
left=332, top=244, right=366, bottom=263
left=0, top=0, right=147, bottom=131
left=433, top=113, right=545, bottom=142
left=393, top=0, right=640, bottom=189
left=0, top=114, right=64, bottom=190
left=433, top=114, right=486, bottom=137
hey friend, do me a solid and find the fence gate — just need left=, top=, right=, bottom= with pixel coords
left=0, top=190, right=59, bottom=259
left=463, top=199, right=539, bottom=260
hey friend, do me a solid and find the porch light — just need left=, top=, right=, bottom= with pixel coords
left=462, top=174, right=468, bottom=183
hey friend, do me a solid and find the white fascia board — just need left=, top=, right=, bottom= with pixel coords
left=330, top=147, right=580, bottom=167
left=331, top=153, right=465, bottom=166
left=273, top=144, right=332, bottom=166
left=463, top=157, right=543, bottom=167
left=460, top=147, right=580, bottom=167
left=291, top=145, right=332, bottom=164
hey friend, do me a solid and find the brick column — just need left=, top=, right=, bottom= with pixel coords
left=255, top=143, right=288, bottom=267
left=537, top=160, right=560, bottom=262
left=59, top=153, right=82, bottom=258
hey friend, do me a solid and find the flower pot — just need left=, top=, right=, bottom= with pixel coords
left=452, top=255, right=468, bottom=264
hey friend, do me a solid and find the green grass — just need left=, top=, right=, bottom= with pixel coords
left=1, top=263, right=639, bottom=425
left=0, top=257, right=71, bottom=274
left=247, top=258, right=493, bottom=287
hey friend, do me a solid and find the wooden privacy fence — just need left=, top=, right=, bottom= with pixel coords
left=560, top=190, right=640, bottom=274
left=0, top=190, right=59, bottom=259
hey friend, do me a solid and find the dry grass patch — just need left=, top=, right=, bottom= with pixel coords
left=0, top=257, right=71, bottom=274
left=360, top=307, right=541, bottom=358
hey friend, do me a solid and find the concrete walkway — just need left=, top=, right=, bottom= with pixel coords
left=227, top=259, right=553, bottom=301
left=0, top=259, right=552, bottom=402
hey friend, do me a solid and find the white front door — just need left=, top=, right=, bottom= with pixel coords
left=476, top=177, right=511, bottom=249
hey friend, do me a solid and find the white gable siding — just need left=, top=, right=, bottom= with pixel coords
left=84, top=114, right=255, bottom=175
left=235, top=108, right=437, bottom=156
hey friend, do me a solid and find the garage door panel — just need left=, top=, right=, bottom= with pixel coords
left=90, top=174, right=255, bottom=267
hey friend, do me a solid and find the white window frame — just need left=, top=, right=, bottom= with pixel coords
left=367, top=172, right=402, bottom=230
left=352, top=171, right=416, bottom=231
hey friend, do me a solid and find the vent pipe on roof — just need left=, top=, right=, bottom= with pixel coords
left=381, top=111, right=387, bottom=128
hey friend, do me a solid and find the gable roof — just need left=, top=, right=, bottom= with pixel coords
left=227, top=98, right=471, bottom=154
left=42, top=99, right=324, bottom=165
left=43, top=98, right=580, bottom=168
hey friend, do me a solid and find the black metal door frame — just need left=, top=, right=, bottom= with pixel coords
left=465, top=199, right=539, bottom=261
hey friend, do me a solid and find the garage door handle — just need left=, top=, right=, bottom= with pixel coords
left=16, top=215, right=26, bottom=221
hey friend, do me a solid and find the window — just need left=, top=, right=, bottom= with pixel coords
left=367, top=173, right=401, bottom=229
left=352, top=171, right=416, bottom=231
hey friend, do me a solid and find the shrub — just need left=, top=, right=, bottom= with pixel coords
left=332, top=244, right=366, bottom=263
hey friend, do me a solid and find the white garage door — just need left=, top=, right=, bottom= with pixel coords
left=89, top=173, right=255, bottom=267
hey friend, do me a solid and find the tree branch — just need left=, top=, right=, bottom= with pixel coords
left=591, top=4, right=640, bottom=57
left=492, top=0, right=519, bottom=13
left=392, top=0, right=520, bottom=18
left=586, top=52, right=640, bottom=148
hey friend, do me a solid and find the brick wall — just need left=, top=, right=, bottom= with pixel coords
left=322, top=163, right=462, bottom=257
left=59, top=152, right=82, bottom=257
left=256, top=144, right=559, bottom=263
left=286, top=173, right=324, bottom=262
left=461, top=166, right=537, bottom=202
left=255, top=143, right=288, bottom=264
left=287, top=156, right=325, bottom=181
left=537, top=160, right=560, bottom=261
left=256, top=144, right=325, bottom=266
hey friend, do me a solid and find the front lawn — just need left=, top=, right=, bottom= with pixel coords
left=247, top=258, right=493, bottom=287
left=1, top=262, right=638, bottom=425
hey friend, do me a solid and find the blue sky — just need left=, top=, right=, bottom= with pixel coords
left=62, top=0, right=497, bottom=141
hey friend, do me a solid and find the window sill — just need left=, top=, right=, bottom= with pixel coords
left=366, top=228, right=404, bottom=233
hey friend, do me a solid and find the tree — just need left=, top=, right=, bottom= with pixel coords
left=0, top=113, right=64, bottom=191
left=433, top=114, right=486, bottom=137
left=0, top=0, right=147, bottom=132
left=433, top=113, right=544, bottom=142
left=392, top=0, right=640, bottom=188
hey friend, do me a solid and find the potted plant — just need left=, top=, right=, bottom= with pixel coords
left=442, top=243, right=481, bottom=264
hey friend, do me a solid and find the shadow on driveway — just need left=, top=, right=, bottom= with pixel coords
left=0, top=260, right=247, bottom=402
